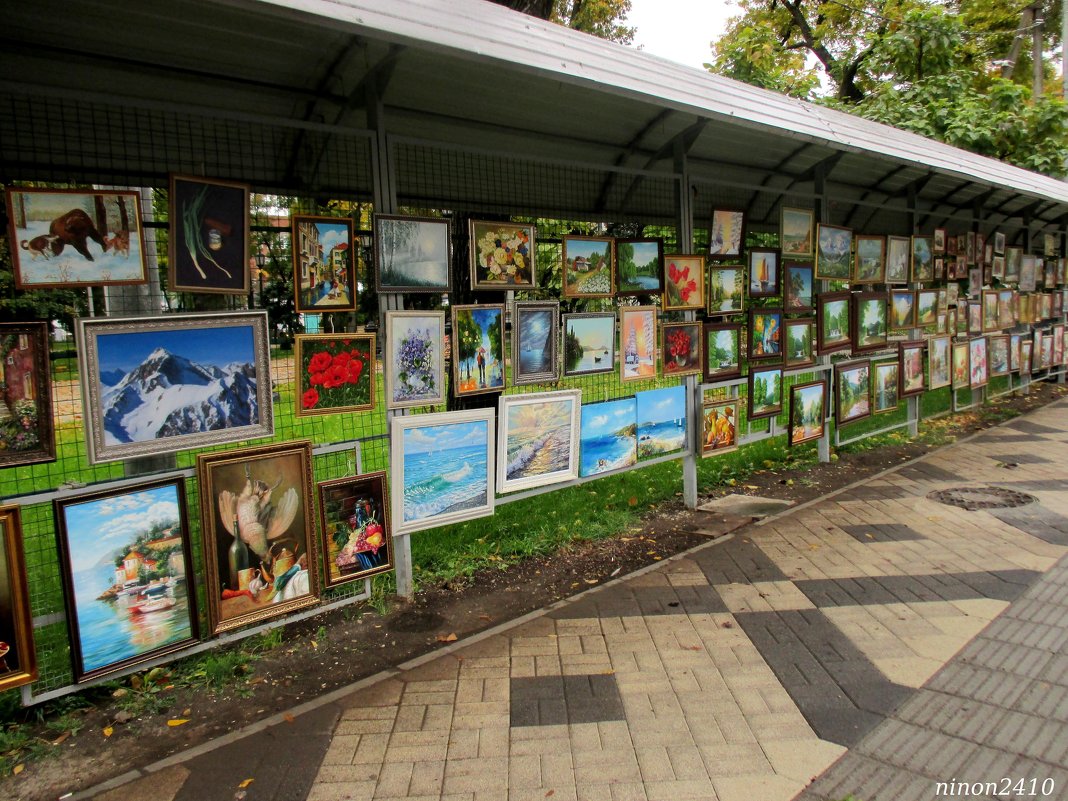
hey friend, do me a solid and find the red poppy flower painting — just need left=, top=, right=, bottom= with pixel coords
left=295, top=333, right=376, bottom=416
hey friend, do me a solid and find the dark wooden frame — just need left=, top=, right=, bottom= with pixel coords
left=851, top=291, right=889, bottom=354
left=889, top=289, right=917, bottom=333
left=0, top=505, right=36, bottom=692
left=562, top=235, right=614, bottom=299
left=0, top=322, right=56, bottom=468
left=562, top=312, right=616, bottom=378
left=872, top=360, right=900, bottom=415
left=317, top=471, right=394, bottom=589
left=835, top=360, right=872, bottom=427
left=788, top=380, right=827, bottom=446
left=707, top=263, right=746, bottom=315
left=614, top=237, right=664, bottom=296
left=815, top=223, right=853, bottom=280
left=747, top=307, right=785, bottom=363
left=817, top=291, right=852, bottom=355
left=899, top=340, right=926, bottom=397
left=783, top=262, right=814, bottom=312
left=784, top=318, right=816, bottom=369
left=853, top=235, right=886, bottom=284
left=702, top=322, right=743, bottom=382
left=747, top=247, right=781, bottom=298
left=747, top=366, right=783, bottom=421
left=512, top=300, right=561, bottom=385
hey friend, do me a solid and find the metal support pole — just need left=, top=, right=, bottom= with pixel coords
left=906, top=182, right=921, bottom=438
left=814, top=167, right=831, bottom=463
left=676, top=145, right=699, bottom=510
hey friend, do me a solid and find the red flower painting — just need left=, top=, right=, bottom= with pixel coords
left=665, top=257, right=704, bottom=309
left=297, top=334, right=375, bottom=415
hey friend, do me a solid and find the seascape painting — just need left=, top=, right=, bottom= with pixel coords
left=580, top=398, right=637, bottom=477
left=375, top=215, right=451, bottom=292
left=452, top=305, right=505, bottom=396
left=621, top=307, right=658, bottom=382
left=616, top=238, right=663, bottom=295
left=386, top=311, right=445, bottom=409
left=513, top=301, right=559, bottom=385
left=636, top=385, right=687, bottom=459
left=564, top=313, right=615, bottom=377
left=498, top=391, right=580, bottom=493
left=748, top=248, right=780, bottom=297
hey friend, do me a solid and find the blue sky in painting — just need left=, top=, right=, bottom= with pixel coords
left=96, top=326, right=254, bottom=375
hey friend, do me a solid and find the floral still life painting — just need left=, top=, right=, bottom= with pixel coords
left=385, top=311, right=444, bottom=409
left=470, top=221, right=535, bottom=289
left=662, top=322, right=702, bottom=378
left=663, top=255, right=705, bottom=310
left=318, top=472, right=393, bottom=588
left=295, top=333, right=374, bottom=416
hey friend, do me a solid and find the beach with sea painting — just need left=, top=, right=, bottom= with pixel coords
left=580, top=398, right=636, bottom=477
left=504, top=398, right=575, bottom=483
left=402, top=420, right=488, bottom=523
left=636, top=385, right=686, bottom=459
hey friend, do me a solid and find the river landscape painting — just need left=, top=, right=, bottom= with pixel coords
left=636, top=385, right=686, bottom=459
left=498, top=390, right=580, bottom=492
left=579, top=398, right=637, bottom=477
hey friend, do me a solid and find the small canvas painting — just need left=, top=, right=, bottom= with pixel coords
left=748, top=248, right=780, bottom=297
left=885, top=235, right=910, bottom=283
left=292, top=216, right=356, bottom=313
left=452, top=305, right=505, bottom=396
left=836, top=363, right=871, bottom=425
left=616, top=238, right=663, bottom=295
left=563, top=236, right=614, bottom=298
left=318, top=472, right=393, bottom=588
left=498, top=391, right=580, bottom=493
left=564, top=313, right=615, bottom=377
left=580, top=398, right=637, bottom=477
left=785, top=319, right=815, bottom=368
left=513, top=301, right=559, bottom=385
left=710, top=209, right=744, bottom=257
left=854, top=236, right=886, bottom=283
left=780, top=207, right=814, bottom=258
left=988, top=335, right=1010, bottom=377
left=818, top=293, right=851, bottom=354
left=375, top=215, right=451, bottom=292
left=662, top=322, right=702, bottom=378
left=748, top=367, right=783, bottom=419
left=749, top=309, right=783, bottom=361
left=708, top=265, right=745, bottom=314
left=784, top=263, right=813, bottom=311
left=970, top=337, right=989, bottom=388
left=873, top=362, right=899, bottom=414
left=912, top=236, right=934, bottom=281
left=169, top=175, right=249, bottom=293
left=386, top=311, right=444, bottom=409
left=664, top=255, right=705, bottom=310
left=790, top=381, right=826, bottom=446
left=469, top=221, right=535, bottom=288
left=853, top=293, right=888, bottom=352
left=701, top=400, right=738, bottom=456
left=621, top=307, right=658, bottom=382
left=704, top=323, right=742, bottom=381
left=928, top=336, right=951, bottom=389
left=901, top=343, right=925, bottom=396
left=890, top=290, right=916, bottom=331
left=816, top=224, right=852, bottom=280
left=295, top=334, right=374, bottom=416
left=636, top=385, right=687, bottom=459
left=952, top=342, right=970, bottom=389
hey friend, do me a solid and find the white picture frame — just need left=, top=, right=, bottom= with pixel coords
left=496, top=390, right=581, bottom=494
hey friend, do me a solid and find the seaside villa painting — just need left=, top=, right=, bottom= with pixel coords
left=636, top=385, right=687, bottom=459
left=579, top=397, right=637, bottom=477
left=498, top=390, right=580, bottom=493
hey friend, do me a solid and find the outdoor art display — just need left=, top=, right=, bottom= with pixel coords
left=780, top=207, right=814, bottom=259
left=885, top=235, right=910, bottom=283
left=385, top=310, right=445, bottom=410
left=835, top=362, right=871, bottom=426
left=970, top=337, right=989, bottom=388
left=291, top=215, right=356, bottom=313
left=75, top=312, right=273, bottom=464
left=701, top=399, right=738, bottom=456
left=789, top=381, right=826, bottom=446
left=0, top=322, right=55, bottom=467
left=952, top=341, right=970, bottom=389
left=615, top=238, right=663, bottom=295
left=784, top=318, right=816, bottom=368
left=54, top=479, right=198, bottom=680
left=748, top=248, right=780, bottom=298
left=889, top=289, right=916, bottom=332
left=988, top=335, right=1010, bottom=377
left=497, top=390, right=581, bottom=493
left=563, top=313, right=615, bottom=377
left=580, top=397, right=637, bottom=477
left=1006, top=246, right=1022, bottom=282
left=469, top=221, right=535, bottom=289
left=0, top=506, right=36, bottom=692
left=873, top=361, right=899, bottom=414
left=749, top=309, right=783, bottom=362
left=636, top=385, right=687, bottom=459
left=707, top=264, right=746, bottom=314
left=916, top=290, right=939, bottom=328
left=168, top=174, right=249, bottom=293
left=621, top=306, right=657, bottom=382
left=513, top=301, right=560, bottom=385
left=854, top=235, right=886, bottom=283
left=928, top=336, right=951, bottom=390
left=374, top=214, right=451, bottom=293
left=703, top=323, right=743, bottom=381
left=295, top=333, right=375, bottom=416
left=563, top=235, right=613, bottom=298
left=748, top=366, right=783, bottom=420
left=709, top=209, right=745, bottom=258
left=852, top=292, right=888, bottom=353
left=451, top=304, right=505, bottom=396
left=817, top=291, right=851, bottom=354
left=815, top=224, right=852, bottom=280
left=911, top=236, right=934, bottom=282
left=5, top=188, right=148, bottom=289
left=784, top=263, right=814, bottom=311
left=900, top=341, right=925, bottom=397
left=662, top=322, right=702, bottom=378
left=663, top=255, right=705, bottom=311
left=317, top=472, right=393, bottom=589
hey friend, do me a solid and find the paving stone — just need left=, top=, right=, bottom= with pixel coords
left=1004, top=418, right=1061, bottom=434
left=897, top=463, right=964, bottom=481
left=986, top=452, right=1053, bottom=465
left=841, top=523, right=925, bottom=543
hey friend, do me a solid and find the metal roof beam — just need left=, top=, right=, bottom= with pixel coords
left=612, top=119, right=708, bottom=217
left=594, top=109, right=674, bottom=213
left=842, top=164, right=916, bottom=230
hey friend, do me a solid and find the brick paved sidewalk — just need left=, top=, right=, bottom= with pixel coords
left=85, top=399, right=1068, bottom=801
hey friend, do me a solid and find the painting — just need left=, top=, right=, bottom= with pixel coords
left=469, top=220, right=536, bottom=289
left=929, top=336, right=951, bottom=390
left=0, top=506, right=36, bottom=692
left=1020, top=340, right=1033, bottom=375
left=704, top=323, right=743, bottom=382
left=662, top=322, right=703, bottom=378
left=0, top=323, right=55, bottom=467
left=815, top=224, right=852, bottom=280
left=54, top=479, right=198, bottom=680
left=900, top=341, right=925, bottom=397
left=664, top=254, right=706, bottom=310
left=316, top=472, right=393, bottom=589
left=835, top=362, right=871, bottom=426
left=385, top=310, right=445, bottom=410
left=563, top=313, right=615, bottom=377
left=988, top=335, right=1010, bottom=378
left=580, top=398, right=637, bottom=477
left=292, top=215, right=357, bottom=313
left=616, top=238, right=663, bottom=295
left=391, top=409, right=495, bottom=535
left=982, top=290, right=1000, bottom=332
left=852, top=292, right=888, bottom=353
left=854, top=235, right=886, bottom=284
left=168, top=175, right=249, bottom=293
left=749, top=309, right=784, bottom=362
left=885, top=235, right=910, bottom=284
left=1009, top=334, right=1022, bottom=373
left=709, top=209, right=745, bottom=258
left=1038, top=330, right=1054, bottom=369
left=967, top=301, right=983, bottom=334
left=994, top=231, right=1006, bottom=255
left=636, top=385, right=687, bottom=458
left=451, top=304, right=505, bottom=396
left=952, top=341, right=970, bottom=389
left=498, top=390, right=581, bottom=493
left=817, top=291, right=851, bottom=355
left=1055, top=324, right=1066, bottom=366
left=701, top=399, right=739, bottom=456
left=621, top=306, right=658, bottom=382
left=933, top=228, right=946, bottom=253
left=889, top=289, right=917, bottom=332
left=374, top=214, right=451, bottom=293
left=748, top=366, right=783, bottom=420
left=5, top=187, right=148, bottom=289
left=707, top=264, right=746, bottom=314
left=992, top=254, right=1006, bottom=280
left=784, top=263, right=814, bottom=312
left=969, top=337, right=989, bottom=388
left=916, top=289, right=939, bottom=328
left=789, top=381, right=826, bottom=446
left=785, top=318, right=816, bottom=369
left=748, top=248, right=780, bottom=298
left=513, top=301, right=560, bottom=385
left=1005, top=246, right=1023, bottom=282
left=563, top=235, right=614, bottom=298
left=911, top=235, right=934, bottom=282
left=295, top=333, right=375, bottom=417
left=873, top=362, right=899, bottom=414
left=780, top=207, right=814, bottom=259
left=75, top=312, right=273, bottom=464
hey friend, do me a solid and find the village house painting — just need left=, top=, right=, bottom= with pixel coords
left=0, top=322, right=54, bottom=467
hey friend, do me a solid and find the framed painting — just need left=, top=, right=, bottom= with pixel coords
left=748, top=248, right=780, bottom=298
left=969, top=337, right=989, bottom=388
left=817, top=291, right=851, bottom=355
left=885, top=235, right=911, bottom=284
left=852, top=291, right=888, bottom=353
left=933, top=228, right=946, bottom=254
left=664, top=254, right=706, bottom=310
left=580, top=397, right=637, bottom=477
left=1054, top=324, right=1066, bottom=366
left=928, top=336, right=951, bottom=390
left=1021, top=339, right=1034, bottom=375
left=784, top=318, right=816, bottom=369
left=967, top=301, right=983, bottom=334
left=748, top=308, right=784, bottom=362
left=709, top=209, right=745, bottom=259
left=1045, top=232, right=1058, bottom=257
left=513, top=300, right=560, bottom=385
left=911, top=235, right=934, bottom=282
left=55, top=479, right=198, bottom=681
left=966, top=232, right=977, bottom=265
left=784, top=263, right=814, bottom=312
left=662, top=322, right=703, bottom=378
left=992, top=255, right=1006, bottom=280
left=994, top=231, right=1006, bottom=255
left=780, top=207, right=814, bottom=259
left=636, top=385, right=687, bottom=459
left=704, top=322, right=743, bottom=382
left=497, top=390, right=581, bottom=494
left=955, top=302, right=969, bottom=335
left=789, top=380, right=826, bottom=446
left=5, top=187, right=148, bottom=290
left=707, top=264, right=746, bottom=315
left=620, top=306, right=658, bottom=382
left=0, top=323, right=55, bottom=467
left=900, top=341, right=925, bottom=397
left=1041, top=292, right=1054, bottom=319
left=385, top=310, right=445, bottom=410
left=469, top=220, right=536, bottom=289
left=815, top=224, right=853, bottom=280
left=988, top=334, right=1010, bottom=378
left=1009, top=334, right=1022, bottom=373
left=701, top=399, right=739, bottom=456
left=952, top=341, right=970, bottom=389
left=563, top=235, right=614, bottom=299
left=889, top=289, right=917, bottom=333
left=451, top=304, right=505, bottom=396
left=318, top=472, right=393, bottom=589
left=934, top=257, right=946, bottom=282
left=873, top=361, right=900, bottom=414
left=982, top=290, right=1000, bottom=332
left=916, top=289, right=939, bottom=328
left=615, top=238, right=663, bottom=296
left=75, top=311, right=273, bottom=464
left=391, top=408, right=495, bottom=534
left=1005, top=246, right=1023, bottom=282
left=748, top=366, right=783, bottom=420
left=292, top=215, right=357, bottom=313
left=853, top=235, right=886, bottom=284
left=0, top=506, right=36, bottom=692
left=563, top=312, right=615, bottom=377
left=835, top=361, right=871, bottom=426
left=374, top=214, right=451, bottom=293
left=198, top=441, right=319, bottom=634
left=295, top=333, right=375, bottom=416
left=1038, top=330, right=1053, bottom=369
left=168, top=174, right=249, bottom=293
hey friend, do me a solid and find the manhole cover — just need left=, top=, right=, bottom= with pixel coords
left=927, top=486, right=1036, bottom=511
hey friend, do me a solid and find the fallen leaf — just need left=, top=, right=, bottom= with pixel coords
left=721, top=621, right=734, bottom=629
left=478, top=614, right=492, bottom=622
left=283, top=713, right=295, bottom=723
left=12, top=765, right=23, bottom=775
left=584, top=579, right=598, bottom=585
left=111, top=688, right=127, bottom=699
left=51, top=732, right=70, bottom=746
left=628, top=497, right=638, bottom=506
left=166, top=719, right=189, bottom=727
left=545, top=791, right=555, bottom=798
left=114, top=710, right=133, bottom=724
left=102, top=727, right=114, bottom=738
left=436, top=633, right=458, bottom=643
left=682, top=645, right=702, bottom=651
left=238, top=779, right=255, bottom=789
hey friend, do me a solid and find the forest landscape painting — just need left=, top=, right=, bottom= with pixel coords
left=580, top=398, right=637, bottom=477
left=375, top=215, right=450, bottom=292
left=498, top=391, right=580, bottom=492
left=636, top=385, right=687, bottom=459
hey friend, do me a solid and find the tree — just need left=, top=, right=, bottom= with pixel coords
left=492, top=0, right=635, bottom=44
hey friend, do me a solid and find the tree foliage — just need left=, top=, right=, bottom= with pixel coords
left=492, top=0, right=635, bottom=43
